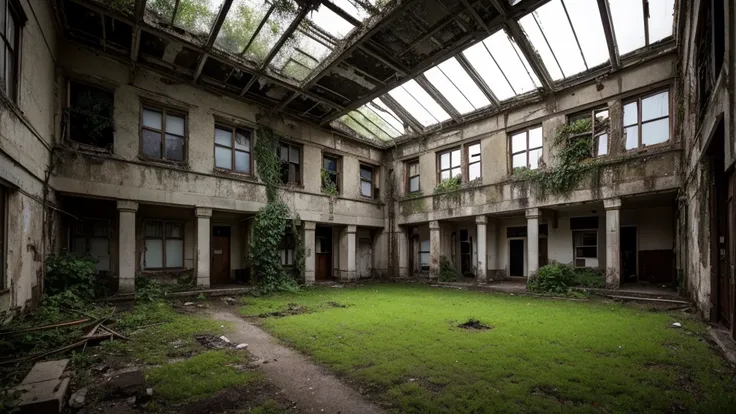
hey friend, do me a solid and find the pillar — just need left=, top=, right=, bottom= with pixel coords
left=397, top=226, right=410, bottom=278
left=339, top=225, right=357, bottom=280
left=604, top=198, right=622, bottom=289
left=429, top=220, right=441, bottom=280
left=303, top=221, right=316, bottom=284
left=195, top=207, right=212, bottom=288
left=526, top=208, right=541, bottom=276
left=117, top=200, right=138, bottom=293
left=476, top=215, right=487, bottom=282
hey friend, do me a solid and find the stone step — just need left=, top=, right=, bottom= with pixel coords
left=13, top=359, right=71, bottom=413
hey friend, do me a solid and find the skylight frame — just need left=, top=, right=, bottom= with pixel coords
left=609, top=0, right=675, bottom=56
left=387, top=80, right=451, bottom=127
left=424, top=57, right=491, bottom=115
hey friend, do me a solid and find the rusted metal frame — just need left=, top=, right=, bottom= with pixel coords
left=596, top=0, right=620, bottom=70
left=358, top=44, right=408, bottom=75
left=560, top=0, right=587, bottom=70
left=302, top=0, right=423, bottom=89
left=240, top=4, right=276, bottom=56
left=379, top=95, right=423, bottom=133
left=301, top=100, right=321, bottom=116
left=364, top=103, right=404, bottom=135
left=642, top=0, right=649, bottom=46
left=436, top=64, right=476, bottom=110
left=504, top=19, right=553, bottom=91
left=414, top=74, right=461, bottom=122
left=530, top=13, right=563, bottom=77
left=345, top=112, right=382, bottom=141
left=454, top=53, right=500, bottom=106
left=355, top=107, right=398, bottom=138
left=240, top=6, right=310, bottom=96
left=170, top=0, right=181, bottom=26
left=321, top=0, right=361, bottom=26
left=342, top=61, right=386, bottom=87
left=460, top=0, right=492, bottom=33
left=398, top=8, right=466, bottom=58
left=194, top=1, right=236, bottom=82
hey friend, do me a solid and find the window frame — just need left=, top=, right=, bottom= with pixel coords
left=70, top=218, right=111, bottom=272
left=213, top=122, right=253, bottom=175
left=139, top=102, right=188, bottom=163
left=66, top=79, right=115, bottom=149
left=278, top=141, right=302, bottom=185
left=280, top=228, right=295, bottom=267
left=405, top=159, right=420, bottom=194
left=419, top=239, right=430, bottom=271
left=142, top=219, right=185, bottom=270
left=436, top=147, right=462, bottom=183
left=321, top=152, right=340, bottom=193
left=623, top=88, right=671, bottom=151
left=567, top=106, right=610, bottom=158
left=572, top=230, right=599, bottom=264
left=0, top=185, right=6, bottom=290
left=0, top=0, right=24, bottom=104
left=465, top=141, right=482, bottom=182
left=509, top=125, right=543, bottom=171
left=359, top=163, right=376, bottom=199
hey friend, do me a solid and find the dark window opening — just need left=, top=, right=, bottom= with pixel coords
left=70, top=219, right=111, bottom=273
left=67, top=81, right=114, bottom=149
left=281, top=227, right=295, bottom=266
left=568, top=107, right=610, bottom=157
left=279, top=143, right=301, bottom=185
left=506, top=226, right=527, bottom=238
left=322, top=154, right=339, bottom=192
left=570, top=216, right=599, bottom=230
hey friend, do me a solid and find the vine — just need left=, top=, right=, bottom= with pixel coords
left=250, top=125, right=304, bottom=292
left=399, top=190, right=426, bottom=217
left=321, top=169, right=339, bottom=216
left=433, top=176, right=462, bottom=204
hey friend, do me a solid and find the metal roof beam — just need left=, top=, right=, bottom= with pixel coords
left=504, top=20, right=554, bottom=92
left=194, top=0, right=234, bottom=83
left=130, top=0, right=146, bottom=62
left=321, top=0, right=361, bottom=26
left=597, top=0, right=620, bottom=70
left=378, top=95, right=423, bottom=134
left=414, top=75, right=461, bottom=123
left=455, top=53, right=500, bottom=106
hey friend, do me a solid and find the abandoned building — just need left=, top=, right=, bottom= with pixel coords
left=0, top=0, right=733, bottom=337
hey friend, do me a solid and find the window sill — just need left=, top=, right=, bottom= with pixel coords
left=137, top=155, right=188, bottom=169
left=624, top=141, right=671, bottom=155
left=65, top=140, right=113, bottom=154
left=213, top=168, right=256, bottom=181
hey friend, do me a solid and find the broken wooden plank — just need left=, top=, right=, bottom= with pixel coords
left=0, top=318, right=90, bottom=337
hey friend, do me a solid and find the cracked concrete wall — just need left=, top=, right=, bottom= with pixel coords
left=0, top=0, right=58, bottom=312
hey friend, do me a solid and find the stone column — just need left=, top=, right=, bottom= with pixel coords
left=303, top=221, right=316, bottom=284
left=604, top=198, right=622, bottom=289
left=397, top=226, right=410, bottom=278
left=476, top=215, right=487, bottom=282
left=117, top=200, right=138, bottom=293
left=429, top=220, right=441, bottom=280
left=340, top=225, right=357, bottom=280
left=526, top=208, right=541, bottom=276
left=195, top=207, right=212, bottom=288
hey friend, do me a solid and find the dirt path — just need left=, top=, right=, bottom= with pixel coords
left=208, top=307, right=384, bottom=414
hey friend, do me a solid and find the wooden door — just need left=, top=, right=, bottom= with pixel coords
left=460, top=230, right=471, bottom=274
left=509, top=239, right=524, bottom=277
left=211, top=226, right=231, bottom=285
left=315, top=227, right=332, bottom=280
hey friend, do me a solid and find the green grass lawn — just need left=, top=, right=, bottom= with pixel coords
left=241, top=283, right=736, bottom=413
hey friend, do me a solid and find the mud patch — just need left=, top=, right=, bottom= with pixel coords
left=259, top=303, right=308, bottom=318
left=195, top=335, right=233, bottom=349
left=327, top=301, right=348, bottom=308
left=176, top=384, right=294, bottom=414
left=457, top=319, right=492, bottom=330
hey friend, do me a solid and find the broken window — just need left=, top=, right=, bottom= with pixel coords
left=573, top=230, right=598, bottom=266
left=424, top=57, right=490, bottom=114
left=388, top=79, right=450, bottom=127
left=609, top=0, right=675, bottom=55
left=568, top=107, right=610, bottom=157
left=306, top=2, right=355, bottom=39
left=70, top=219, right=111, bottom=273
left=0, top=0, right=22, bottom=103
left=406, top=159, right=420, bottom=194
left=438, top=148, right=461, bottom=182
left=215, top=123, right=252, bottom=174
left=67, top=81, right=115, bottom=149
left=141, top=105, right=186, bottom=162
left=143, top=220, right=184, bottom=269
left=279, top=142, right=301, bottom=184
left=624, top=90, right=670, bottom=150
left=322, top=153, right=339, bottom=192
left=510, top=126, right=543, bottom=170
left=360, top=164, right=374, bottom=198
left=466, top=142, right=481, bottom=181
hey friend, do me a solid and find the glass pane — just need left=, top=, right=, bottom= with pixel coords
left=143, top=108, right=162, bottom=130
left=290, top=147, right=300, bottom=164
left=451, top=167, right=461, bottom=178
left=166, top=114, right=185, bottom=136
left=408, top=162, right=418, bottom=176
left=642, top=118, right=669, bottom=146
left=469, top=163, right=481, bottom=181
left=90, top=238, right=110, bottom=272
left=440, top=152, right=450, bottom=169
left=528, top=148, right=543, bottom=170
left=144, top=239, right=163, bottom=268
left=166, top=222, right=183, bottom=237
left=271, top=30, right=332, bottom=80
left=409, top=176, right=419, bottom=192
left=323, top=157, right=337, bottom=171
left=420, top=253, right=430, bottom=267
left=144, top=221, right=163, bottom=237
left=165, top=239, right=184, bottom=268
left=361, top=180, right=372, bottom=197
left=307, top=4, right=354, bottom=38
left=641, top=91, right=669, bottom=122
left=280, top=145, right=289, bottom=161
left=451, top=150, right=461, bottom=167
left=388, top=80, right=450, bottom=127
left=512, top=153, right=526, bottom=169
left=424, top=58, right=489, bottom=114
left=648, top=0, right=675, bottom=43
left=624, top=125, right=639, bottom=150
left=215, top=0, right=272, bottom=54
left=215, top=126, right=232, bottom=147
left=369, top=99, right=405, bottom=134
left=142, top=129, right=161, bottom=158
left=440, top=170, right=450, bottom=181
left=360, top=166, right=372, bottom=180
left=421, top=240, right=430, bottom=252
left=235, top=150, right=250, bottom=173
left=597, top=133, right=608, bottom=156
left=511, top=132, right=526, bottom=152
left=528, top=127, right=543, bottom=148
left=173, top=0, right=222, bottom=35
left=215, top=146, right=232, bottom=169
left=7, top=13, right=15, bottom=48
left=468, top=143, right=481, bottom=158
left=609, top=0, right=645, bottom=54
left=235, top=130, right=250, bottom=150
left=165, top=134, right=184, bottom=161
left=484, top=30, right=540, bottom=95
left=243, top=9, right=297, bottom=64
left=564, top=0, right=609, bottom=68
left=623, top=101, right=638, bottom=126
left=462, top=41, right=515, bottom=101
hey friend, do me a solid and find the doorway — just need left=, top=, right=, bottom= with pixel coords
left=509, top=239, right=524, bottom=277
left=358, top=236, right=372, bottom=279
left=315, top=226, right=332, bottom=280
left=621, top=226, right=637, bottom=283
left=460, top=229, right=472, bottom=275
left=211, top=226, right=231, bottom=285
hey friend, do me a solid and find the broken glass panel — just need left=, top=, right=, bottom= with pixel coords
left=358, top=107, right=402, bottom=138
left=609, top=0, right=646, bottom=55
left=271, top=29, right=332, bottom=81
left=307, top=3, right=355, bottom=39
left=352, top=109, right=397, bottom=140
left=242, top=5, right=298, bottom=64
left=330, top=0, right=370, bottom=21
left=215, top=0, right=275, bottom=54
left=648, top=0, right=675, bottom=43
left=388, top=79, right=450, bottom=127
left=424, top=57, right=490, bottom=114
left=339, top=114, right=380, bottom=141
left=146, top=0, right=176, bottom=25
left=172, top=0, right=224, bottom=36
left=368, top=99, right=405, bottom=134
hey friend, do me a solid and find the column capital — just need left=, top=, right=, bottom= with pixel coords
left=117, top=200, right=138, bottom=213
left=475, top=215, right=487, bottom=225
left=603, top=198, right=622, bottom=210
left=195, top=207, right=213, bottom=218
left=429, top=220, right=440, bottom=230
left=304, top=221, right=317, bottom=231
left=346, top=225, right=357, bottom=234
left=525, top=208, right=541, bottom=219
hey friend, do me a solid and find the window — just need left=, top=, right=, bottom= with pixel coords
left=624, top=90, right=670, bottom=150
left=568, top=108, right=610, bottom=157
left=141, top=105, right=186, bottom=162
left=70, top=219, right=110, bottom=272
left=466, top=142, right=481, bottom=181
left=360, top=164, right=374, bottom=198
left=0, top=0, right=22, bottom=102
left=67, top=81, right=114, bottom=148
left=0, top=185, right=5, bottom=289
left=143, top=220, right=184, bottom=269
left=438, top=148, right=461, bottom=181
left=510, top=126, right=543, bottom=170
left=573, top=231, right=598, bottom=265
left=279, top=142, right=301, bottom=184
left=419, top=240, right=430, bottom=270
left=322, top=154, right=339, bottom=192
left=280, top=229, right=295, bottom=266
left=215, top=124, right=252, bottom=174
left=406, top=159, right=420, bottom=193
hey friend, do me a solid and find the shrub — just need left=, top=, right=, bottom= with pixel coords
left=45, top=253, right=98, bottom=299
left=439, top=256, right=457, bottom=282
left=135, top=275, right=169, bottom=301
left=527, top=261, right=577, bottom=294
left=574, top=267, right=605, bottom=288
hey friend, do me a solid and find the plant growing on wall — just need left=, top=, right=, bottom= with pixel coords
left=250, top=125, right=304, bottom=292
left=433, top=175, right=462, bottom=204
left=321, top=169, right=339, bottom=215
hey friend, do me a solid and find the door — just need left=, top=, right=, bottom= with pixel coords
left=538, top=237, right=548, bottom=267
left=509, top=239, right=524, bottom=277
left=358, top=237, right=372, bottom=279
left=211, top=226, right=231, bottom=285
left=460, top=229, right=471, bottom=274
left=315, top=227, right=332, bottom=280
left=621, top=227, right=637, bottom=283
left=729, top=171, right=736, bottom=336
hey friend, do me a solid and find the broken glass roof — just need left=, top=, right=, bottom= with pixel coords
left=270, top=28, right=333, bottom=81
left=214, top=0, right=274, bottom=55
left=307, top=3, right=355, bottom=39
left=338, top=99, right=405, bottom=141
left=388, top=80, right=451, bottom=127
left=424, top=57, right=490, bottom=114
left=609, top=0, right=674, bottom=55
left=147, top=0, right=225, bottom=36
